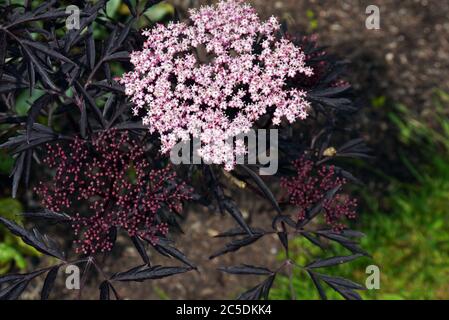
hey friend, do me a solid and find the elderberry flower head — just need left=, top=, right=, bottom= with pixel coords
left=35, top=129, right=191, bottom=254
left=280, top=157, right=357, bottom=231
left=120, top=0, right=313, bottom=170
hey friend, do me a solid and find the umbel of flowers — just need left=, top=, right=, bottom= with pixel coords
left=120, top=0, right=314, bottom=170
left=281, top=157, right=358, bottom=231
left=35, top=130, right=191, bottom=255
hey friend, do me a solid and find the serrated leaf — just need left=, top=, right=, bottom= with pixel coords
left=306, top=254, right=363, bottom=269
left=297, top=186, right=341, bottom=228
left=237, top=275, right=275, bottom=300
left=308, top=271, right=327, bottom=300
left=239, top=165, right=281, bottom=214
left=104, top=51, right=130, bottom=62
left=210, top=234, right=264, bottom=259
left=338, top=138, right=365, bottom=153
left=261, top=274, right=276, bottom=300
left=131, top=236, right=149, bottom=265
left=0, top=83, right=29, bottom=94
left=86, top=25, right=95, bottom=70
left=21, top=210, right=71, bottom=222
left=325, top=281, right=362, bottom=300
left=277, top=232, right=288, bottom=253
left=19, top=39, right=75, bottom=65
left=223, top=199, right=252, bottom=236
left=0, top=217, right=64, bottom=260
left=0, top=269, right=47, bottom=300
left=21, top=44, right=57, bottom=91
left=214, top=227, right=265, bottom=238
left=111, top=265, right=192, bottom=282
left=41, top=265, right=60, bottom=300
left=74, top=81, right=106, bottom=128
left=11, top=152, right=25, bottom=198
left=99, top=281, right=110, bottom=300
left=0, top=279, right=30, bottom=300
left=218, top=265, right=273, bottom=276
left=236, top=282, right=264, bottom=300
left=152, top=238, right=195, bottom=269
left=26, top=94, right=52, bottom=143
left=301, top=232, right=325, bottom=250
left=0, top=31, right=6, bottom=79
left=318, top=274, right=365, bottom=290
left=311, top=85, right=350, bottom=98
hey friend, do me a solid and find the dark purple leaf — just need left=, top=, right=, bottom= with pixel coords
left=86, top=25, right=96, bottom=70
left=41, top=265, right=60, bottom=300
left=223, top=199, right=253, bottom=236
left=306, top=254, right=363, bottom=269
left=111, top=265, right=192, bottom=282
left=104, top=51, right=130, bottom=62
left=99, top=281, right=110, bottom=300
left=0, top=269, right=47, bottom=300
left=0, top=217, right=64, bottom=260
left=310, top=85, right=350, bottom=98
left=20, top=39, right=75, bottom=65
left=239, top=165, right=282, bottom=214
left=318, top=274, right=365, bottom=290
left=210, top=234, right=264, bottom=259
left=131, top=236, right=150, bottom=265
left=74, top=81, right=106, bottom=128
left=21, top=44, right=58, bottom=90
left=26, top=94, right=53, bottom=143
left=307, top=271, right=327, bottom=300
left=11, top=152, right=25, bottom=198
left=0, top=279, right=30, bottom=300
left=152, top=238, right=196, bottom=269
left=218, top=265, right=273, bottom=276
left=277, top=232, right=288, bottom=253
left=237, top=275, right=275, bottom=300
left=21, top=210, right=71, bottom=222
left=0, top=30, right=6, bottom=79
left=214, top=227, right=266, bottom=238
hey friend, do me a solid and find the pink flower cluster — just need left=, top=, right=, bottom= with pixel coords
left=281, top=157, right=357, bottom=231
left=35, top=130, right=191, bottom=254
left=120, top=0, right=313, bottom=170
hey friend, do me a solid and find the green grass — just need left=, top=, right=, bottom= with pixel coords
left=271, top=90, right=449, bottom=300
left=0, top=198, right=41, bottom=274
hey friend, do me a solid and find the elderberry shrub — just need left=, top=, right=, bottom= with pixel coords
left=0, top=0, right=370, bottom=300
